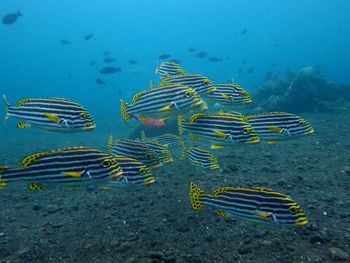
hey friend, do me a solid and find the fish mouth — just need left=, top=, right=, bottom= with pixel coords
left=306, top=127, right=314, bottom=135
left=83, top=125, right=96, bottom=131
left=144, top=176, right=155, bottom=185
left=193, top=98, right=204, bottom=107
left=249, top=136, right=260, bottom=144
left=296, top=217, right=308, bottom=225
left=109, top=169, right=124, bottom=179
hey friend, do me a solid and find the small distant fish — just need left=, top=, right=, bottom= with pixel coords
left=159, top=54, right=172, bottom=59
left=96, top=78, right=106, bottom=85
left=142, top=117, right=165, bottom=129
left=247, top=68, right=255, bottom=73
left=196, top=51, right=207, bottom=58
left=108, top=137, right=162, bottom=169
left=240, top=29, right=247, bottom=35
left=155, top=61, right=185, bottom=79
left=244, top=112, right=314, bottom=144
left=274, top=43, right=280, bottom=48
left=208, top=57, right=222, bottom=62
left=60, top=39, right=72, bottom=45
left=68, top=74, right=73, bottom=79
left=188, top=48, right=197, bottom=52
left=241, top=59, right=246, bottom=65
left=104, top=57, right=116, bottom=63
left=178, top=111, right=259, bottom=148
left=2, top=95, right=95, bottom=132
left=129, top=59, right=138, bottom=64
left=0, top=147, right=123, bottom=190
left=158, top=74, right=216, bottom=94
left=181, top=146, right=219, bottom=170
left=99, top=66, right=121, bottom=74
left=89, top=60, right=97, bottom=66
left=102, top=51, right=112, bottom=56
left=238, top=68, right=242, bottom=73
left=84, top=34, right=94, bottom=40
left=189, top=182, right=308, bottom=225
left=2, top=11, right=22, bottom=25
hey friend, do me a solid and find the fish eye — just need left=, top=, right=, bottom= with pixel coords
left=103, top=159, right=112, bottom=167
left=145, top=153, right=153, bottom=159
left=243, top=127, right=253, bottom=134
left=289, top=205, right=300, bottom=214
left=298, top=120, right=307, bottom=126
left=185, top=90, right=194, bottom=97
left=139, top=167, right=147, bottom=174
left=80, top=112, right=89, bottom=119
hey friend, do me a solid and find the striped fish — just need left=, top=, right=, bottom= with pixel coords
left=141, top=131, right=183, bottom=147
left=141, top=140, right=173, bottom=164
left=155, top=61, right=185, bottom=79
left=108, top=137, right=162, bottom=169
left=181, top=146, right=219, bottom=170
left=158, top=74, right=216, bottom=94
left=0, top=147, right=122, bottom=190
left=244, top=112, right=314, bottom=144
left=120, top=84, right=205, bottom=122
left=2, top=95, right=95, bottom=132
left=207, top=82, right=252, bottom=105
left=178, top=111, right=259, bottom=148
left=104, top=156, right=155, bottom=186
left=189, top=182, right=307, bottom=225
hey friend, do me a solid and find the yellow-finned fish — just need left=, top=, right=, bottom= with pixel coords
left=181, top=145, right=219, bottom=170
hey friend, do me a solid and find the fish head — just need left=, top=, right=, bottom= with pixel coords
left=177, top=88, right=204, bottom=109
left=112, top=162, right=155, bottom=185
left=233, top=87, right=252, bottom=104
left=78, top=111, right=96, bottom=130
left=292, top=118, right=314, bottom=136
left=101, top=157, right=123, bottom=178
left=226, top=121, right=260, bottom=144
left=161, top=149, right=173, bottom=164
left=265, top=203, right=307, bottom=225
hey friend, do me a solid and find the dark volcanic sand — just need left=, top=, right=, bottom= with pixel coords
left=0, top=113, right=349, bottom=262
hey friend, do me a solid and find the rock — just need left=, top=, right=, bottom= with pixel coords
left=329, top=247, right=350, bottom=261
left=237, top=246, right=252, bottom=255
left=149, top=251, right=163, bottom=259
left=310, top=235, right=328, bottom=244
left=227, top=164, right=239, bottom=172
left=32, top=205, right=42, bottom=212
left=46, top=204, right=59, bottom=214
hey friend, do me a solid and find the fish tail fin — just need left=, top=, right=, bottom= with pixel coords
left=189, top=182, right=205, bottom=211
left=119, top=99, right=129, bottom=122
left=0, top=166, right=9, bottom=190
left=17, top=11, right=23, bottom=16
left=178, top=115, right=185, bottom=135
left=2, top=94, right=10, bottom=122
left=107, top=135, right=113, bottom=154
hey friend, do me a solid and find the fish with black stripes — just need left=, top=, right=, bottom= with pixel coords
left=189, top=182, right=308, bottom=225
left=155, top=61, right=185, bottom=79
left=120, top=83, right=206, bottom=122
left=108, top=136, right=162, bottom=169
left=180, top=145, right=219, bottom=170
left=244, top=112, right=314, bottom=144
left=2, top=95, right=95, bottom=132
left=178, top=110, right=259, bottom=148
left=207, top=82, right=252, bottom=105
left=158, top=74, right=216, bottom=94
left=141, top=131, right=183, bottom=147
left=0, top=147, right=123, bottom=190
left=140, top=139, right=173, bottom=164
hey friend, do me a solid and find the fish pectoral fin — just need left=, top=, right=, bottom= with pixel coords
left=213, top=129, right=228, bottom=138
left=0, top=177, right=8, bottom=190
left=157, top=104, right=173, bottom=112
left=210, top=144, right=225, bottom=149
left=220, top=93, right=231, bottom=99
left=27, top=183, right=45, bottom=191
left=267, top=126, right=283, bottom=133
left=17, top=121, right=30, bottom=129
left=216, top=210, right=229, bottom=217
left=267, top=140, right=278, bottom=144
left=62, top=171, right=84, bottom=177
left=99, top=185, right=113, bottom=190
left=44, top=112, right=61, bottom=123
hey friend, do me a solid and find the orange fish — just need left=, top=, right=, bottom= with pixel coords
left=142, top=117, right=165, bottom=128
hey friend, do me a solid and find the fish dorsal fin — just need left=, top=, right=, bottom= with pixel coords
left=216, top=110, right=243, bottom=118
left=15, top=98, right=31, bottom=107
left=212, top=186, right=235, bottom=196
left=107, top=136, right=113, bottom=153
left=20, top=146, right=90, bottom=167
left=140, top=130, right=147, bottom=140
left=249, top=186, right=274, bottom=192
left=189, top=113, right=205, bottom=123
left=132, top=90, right=147, bottom=103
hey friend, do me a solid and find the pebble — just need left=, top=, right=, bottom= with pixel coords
left=329, top=247, right=350, bottom=261
left=32, top=205, right=42, bottom=212
left=227, top=164, right=239, bottom=172
left=46, top=204, right=59, bottom=214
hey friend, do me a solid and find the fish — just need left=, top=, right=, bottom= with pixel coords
left=140, top=139, right=173, bottom=164
left=158, top=54, right=172, bottom=59
left=244, top=112, right=314, bottom=144
left=181, top=146, right=219, bottom=170
left=189, top=182, right=308, bottom=225
left=196, top=51, right=207, bottom=58
left=68, top=74, right=73, bottom=79
left=104, top=156, right=155, bottom=186
left=155, top=61, right=185, bottom=79
left=2, top=95, right=95, bottom=132
left=207, top=82, right=252, bottom=105
left=102, top=51, right=112, bottom=56
left=119, top=83, right=205, bottom=122
left=104, top=57, right=116, bottom=63
left=84, top=34, right=94, bottom=40
left=96, top=78, right=106, bottom=85
left=0, top=147, right=123, bottom=190
left=129, top=60, right=138, bottom=64
left=208, top=57, right=222, bottom=62
left=240, top=29, right=247, bottom=35
left=158, top=74, right=216, bottom=94
left=2, top=11, right=22, bottom=25
left=141, top=131, right=183, bottom=147
left=188, top=48, right=197, bottom=52
left=60, top=39, right=72, bottom=45
left=108, top=137, right=162, bottom=169
left=178, top=111, right=259, bottom=148
left=89, top=60, right=98, bottom=66
left=142, top=117, right=165, bottom=128
left=247, top=68, right=255, bottom=73
left=99, top=66, right=121, bottom=74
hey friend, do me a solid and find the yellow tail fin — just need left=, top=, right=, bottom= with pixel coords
left=189, top=182, right=205, bottom=211
left=120, top=99, right=129, bottom=121
left=178, top=115, right=185, bottom=135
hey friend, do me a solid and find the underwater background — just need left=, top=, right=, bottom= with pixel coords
left=1, top=0, right=350, bottom=262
